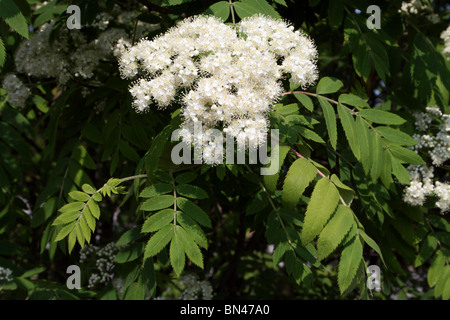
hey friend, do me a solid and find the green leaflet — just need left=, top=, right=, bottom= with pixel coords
left=203, top=1, right=230, bottom=21
left=301, top=178, right=340, bottom=245
left=370, top=132, right=384, bottom=182
left=316, top=77, right=343, bottom=94
left=176, top=225, right=204, bottom=269
left=281, top=158, right=317, bottom=208
left=142, top=209, right=174, bottom=233
left=144, top=124, right=174, bottom=181
left=0, top=0, right=29, bottom=38
left=176, top=197, right=211, bottom=228
left=317, top=205, right=353, bottom=261
left=139, top=183, right=173, bottom=198
left=233, top=0, right=281, bottom=19
left=338, top=236, right=363, bottom=294
left=177, top=211, right=208, bottom=249
left=359, top=109, right=406, bottom=125
left=68, top=191, right=90, bottom=202
left=338, top=94, right=369, bottom=109
left=294, top=93, right=314, bottom=111
left=390, top=155, right=411, bottom=184
left=337, top=103, right=360, bottom=160
left=52, top=211, right=80, bottom=226
left=359, top=229, right=386, bottom=267
left=144, top=224, right=174, bottom=259
left=176, top=184, right=208, bottom=199
left=355, top=116, right=371, bottom=174
left=58, top=201, right=84, bottom=213
left=428, top=251, right=446, bottom=287
left=388, top=144, right=425, bottom=165
left=376, top=126, right=418, bottom=146
left=54, top=221, right=76, bottom=242
left=170, top=226, right=186, bottom=276
left=414, top=235, right=438, bottom=267
left=317, top=96, right=337, bottom=149
left=263, top=145, right=290, bottom=194
left=140, top=195, right=174, bottom=211
left=0, top=37, right=5, bottom=68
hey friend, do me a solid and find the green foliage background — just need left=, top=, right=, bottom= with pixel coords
left=0, top=0, right=449, bottom=300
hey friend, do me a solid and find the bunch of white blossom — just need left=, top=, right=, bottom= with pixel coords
left=403, top=107, right=450, bottom=213
left=79, top=242, right=122, bottom=288
left=441, top=25, right=450, bottom=60
left=119, top=15, right=318, bottom=164
left=399, top=0, right=439, bottom=23
left=178, top=273, right=213, bottom=300
left=13, top=8, right=157, bottom=85
left=1, top=74, right=31, bottom=108
left=0, top=267, right=13, bottom=282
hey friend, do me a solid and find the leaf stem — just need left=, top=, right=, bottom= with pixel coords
left=229, top=0, right=236, bottom=25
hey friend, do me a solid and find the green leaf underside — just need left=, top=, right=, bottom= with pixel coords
left=282, top=158, right=317, bottom=208
left=317, top=205, right=354, bottom=261
left=338, top=236, right=363, bottom=294
left=301, top=178, right=340, bottom=245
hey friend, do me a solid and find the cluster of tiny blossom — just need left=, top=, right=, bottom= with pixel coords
left=441, top=25, right=450, bottom=60
left=411, top=107, right=450, bottom=166
left=403, top=107, right=450, bottom=213
left=178, top=273, right=213, bottom=300
left=0, top=267, right=13, bottom=282
left=399, top=0, right=439, bottom=23
left=13, top=9, right=157, bottom=85
left=1, top=74, right=31, bottom=108
left=118, top=15, right=318, bottom=164
left=79, top=242, right=121, bottom=288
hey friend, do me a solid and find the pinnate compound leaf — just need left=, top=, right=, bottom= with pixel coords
left=282, top=158, right=317, bottom=208
left=338, top=236, right=363, bottom=294
left=317, top=205, right=353, bottom=261
left=301, top=178, right=340, bottom=245
left=144, top=224, right=174, bottom=259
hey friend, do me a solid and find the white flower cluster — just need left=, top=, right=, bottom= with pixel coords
left=411, top=107, right=450, bottom=166
left=178, top=273, right=213, bottom=300
left=1, top=74, right=31, bottom=108
left=0, top=267, right=13, bottom=282
left=13, top=8, right=158, bottom=85
left=79, top=242, right=121, bottom=288
left=399, top=0, right=439, bottom=23
left=441, top=25, right=450, bottom=60
left=403, top=107, right=450, bottom=213
left=118, top=15, right=318, bottom=164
